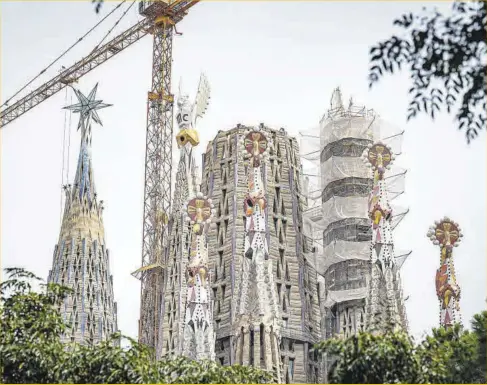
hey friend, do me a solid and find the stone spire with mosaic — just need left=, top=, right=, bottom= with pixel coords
left=362, top=141, right=408, bottom=333
left=427, top=217, right=463, bottom=328
left=47, top=84, right=118, bottom=345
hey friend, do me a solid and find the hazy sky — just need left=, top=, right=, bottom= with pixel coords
left=1, top=1, right=485, bottom=342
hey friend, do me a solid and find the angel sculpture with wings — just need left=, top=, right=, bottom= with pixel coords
left=176, top=74, right=211, bottom=148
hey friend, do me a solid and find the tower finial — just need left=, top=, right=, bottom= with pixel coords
left=427, top=217, right=463, bottom=328
left=175, top=73, right=211, bottom=148
left=64, top=84, right=111, bottom=205
left=64, top=83, right=112, bottom=142
left=330, top=87, right=344, bottom=111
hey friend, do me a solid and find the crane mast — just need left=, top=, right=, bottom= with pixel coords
left=132, top=0, right=199, bottom=358
left=1, top=0, right=200, bottom=358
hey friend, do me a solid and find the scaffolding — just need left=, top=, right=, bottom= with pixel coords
left=299, top=88, right=411, bottom=341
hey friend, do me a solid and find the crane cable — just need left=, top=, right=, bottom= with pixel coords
left=91, top=0, right=137, bottom=53
left=60, top=88, right=68, bottom=226
left=2, top=0, right=128, bottom=108
left=67, top=91, right=73, bottom=186
left=59, top=88, right=73, bottom=226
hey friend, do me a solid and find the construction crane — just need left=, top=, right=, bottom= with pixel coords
left=0, top=0, right=200, bottom=358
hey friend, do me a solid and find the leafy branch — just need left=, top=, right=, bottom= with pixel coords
left=369, top=1, right=487, bottom=143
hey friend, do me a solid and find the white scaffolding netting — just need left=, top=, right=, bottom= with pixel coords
left=321, top=110, right=376, bottom=145
left=303, top=212, right=410, bottom=275
left=300, top=118, right=406, bottom=199
left=302, top=181, right=407, bottom=232
left=299, top=129, right=320, bottom=159
left=395, top=250, right=412, bottom=269
left=320, top=156, right=370, bottom=187
left=299, top=97, right=412, bottom=282
left=323, top=287, right=368, bottom=308
left=320, top=240, right=370, bottom=273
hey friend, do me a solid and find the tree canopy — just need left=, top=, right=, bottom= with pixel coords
left=2, top=266, right=485, bottom=384
left=369, top=1, right=486, bottom=143
left=314, top=311, right=487, bottom=384
left=0, top=267, right=271, bottom=384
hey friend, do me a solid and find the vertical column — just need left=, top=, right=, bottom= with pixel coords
left=234, top=127, right=282, bottom=383
left=362, top=142, right=405, bottom=332
left=427, top=217, right=463, bottom=327
left=181, top=192, right=216, bottom=360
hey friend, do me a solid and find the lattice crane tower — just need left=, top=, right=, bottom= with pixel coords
left=427, top=217, right=463, bottom=327
left=1, top=1, right=200, bottom=357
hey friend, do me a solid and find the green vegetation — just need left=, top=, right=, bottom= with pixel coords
left=2, top=267, right=485, bottom=384
left=0, top=268, right=271, bottom=384
left=315, top=311, right=487, bottom=384
left=369, top=1, right=486, bottom=142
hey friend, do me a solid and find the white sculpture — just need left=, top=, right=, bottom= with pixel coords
left=176, top=74, right=211, bottom=133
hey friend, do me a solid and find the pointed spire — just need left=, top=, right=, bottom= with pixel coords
left=64, top=84, right=111, bottom=206
left=348, top=96, right=354, bottom=109
left=363, top=142, right=407, bottom=332
left=50, top=84, right=118, bottom=346
left=330, top=87, right=344, bottom=111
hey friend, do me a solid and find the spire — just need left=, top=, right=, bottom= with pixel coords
left=64, top=84, right=112, bottom=207
left=163, top=74, right=215, bottom=359
left=48, top=84, right=118, bottom=346
left=427, top=217, right=463, bottom=328
left=362, top=142, right=407, bottom=333
left=330, top=87, right=344, bottom=111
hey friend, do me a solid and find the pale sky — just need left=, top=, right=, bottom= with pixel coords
left=1, top=1, right=485, bottom=342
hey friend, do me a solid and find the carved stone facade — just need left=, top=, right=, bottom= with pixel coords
left=162, top=146, right=196, bottom=356
left=201, top=125, right=321, bottom=383
left=362, top=142, right=407, bottom=332
left=427, top=218, right=463, bottom=328
left=161, top=74, right=212, bottom=358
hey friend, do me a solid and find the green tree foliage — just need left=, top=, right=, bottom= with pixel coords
left=315, top=313, right=487, bottom=384
left=472, top=310, right=487, bottom=383
left=0, top=268, right=272, bottom=384
left=369, top=1, right=486, bottom=142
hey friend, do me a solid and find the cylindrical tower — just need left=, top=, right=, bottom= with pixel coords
left=427, top=217, right=463, bottom=327
left=362, top=142, right=408, bottom=332
left=201, top=124, right=321, bottom=383
left=300, top=88, right=410, bottom=340
left=318, top=89, right=377, bottom=339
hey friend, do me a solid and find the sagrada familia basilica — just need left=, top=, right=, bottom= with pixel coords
left=47, top=78, right=463, bottom=383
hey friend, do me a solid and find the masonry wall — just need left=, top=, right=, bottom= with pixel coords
left=201, top=125, right=321, bottom=383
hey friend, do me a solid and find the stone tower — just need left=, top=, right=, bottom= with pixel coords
left=301, top=88, right=409, bottom=341
left=48, top=84, right=118, bottom=345
left=161, top=74, right=214, bottom=359
left=362, top=142, right=408, bottom=332
left=427, top=217, right=463, bottom=328
left=201, top=124, right=321, bottom=383
left=317, top=89, right=376, bottom=340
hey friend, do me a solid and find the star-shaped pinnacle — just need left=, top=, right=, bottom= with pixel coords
left=64, top=83, right=112, bottom=132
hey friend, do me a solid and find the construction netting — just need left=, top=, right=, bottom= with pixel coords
left=299, top=100, right=411, bottom=279
left=320, top=109, right=376, bottom=145
left=323, top=287, right=368, bottom=308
